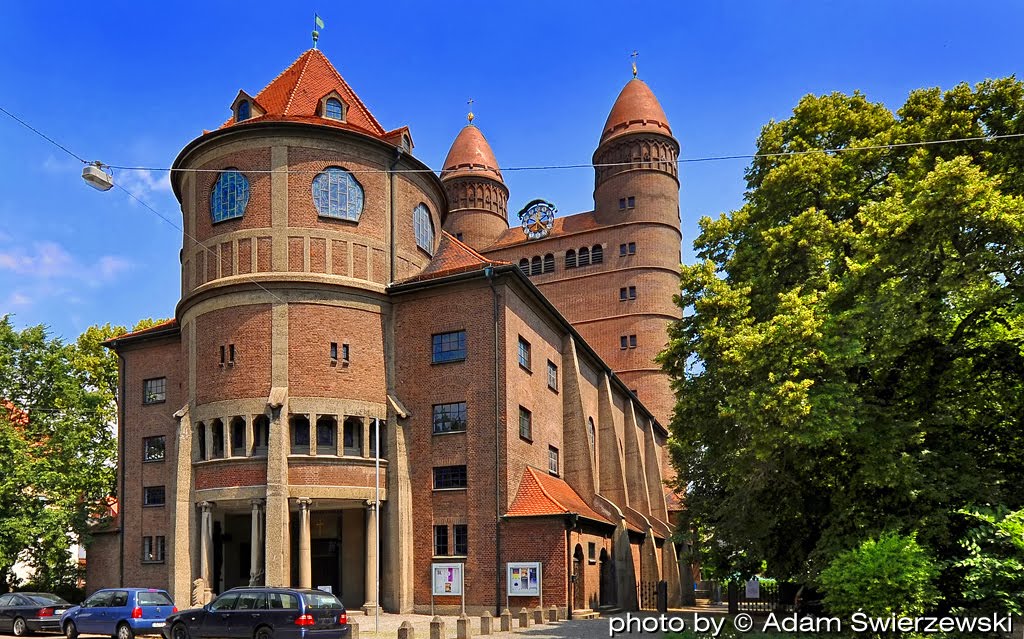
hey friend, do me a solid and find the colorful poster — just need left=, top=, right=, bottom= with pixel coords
left=432, top=562, right=464, bottom=596
left=507, top=562, right=542, bottom=597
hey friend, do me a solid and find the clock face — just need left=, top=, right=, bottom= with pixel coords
left=520, top=201, right=556, bottom=240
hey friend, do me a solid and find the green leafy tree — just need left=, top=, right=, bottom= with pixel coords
left=0, top=316, right=165, bottom=593
left=820, top=532, right=939, bottom=621
left=661, top=79, right=1024, bottom=590
left=955, top=507, right=1024, bottom=615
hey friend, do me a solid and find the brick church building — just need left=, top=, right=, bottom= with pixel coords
left=89, top=47, right=688, bottom=616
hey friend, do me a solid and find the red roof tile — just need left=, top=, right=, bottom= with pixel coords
left=484, top=210, right=600, bottom=250
left=218, top=49, right=388, bottom=139
left=398, top=232, right=509, bottom=284
left=103, top=319, right=179, bottom=345
left=600, top=78, right=673, bottom=145
left=441, top=124, right=503, bottom=183
left=506, top=467, right=611, bottom=525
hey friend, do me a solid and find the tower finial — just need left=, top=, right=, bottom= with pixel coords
left=312, top=13, right=324, bottom=49
left=467, top=98, right=475, bottom=124
left=631, top=50, right=639, bottom=78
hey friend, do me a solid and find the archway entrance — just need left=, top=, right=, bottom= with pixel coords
left=573, top=544, right=585, bottom=611
left=599, top=548, right=614, bottom=607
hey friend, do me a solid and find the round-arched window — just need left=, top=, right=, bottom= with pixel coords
left=312, top=167, right=364, bottom=221
left=413, top=203, right=434, bottom=253
left=211, top=169, right=249, bottom=223
left=237, top=101, right=251, bottom=122
left=325, top=98, right=343, bottom=120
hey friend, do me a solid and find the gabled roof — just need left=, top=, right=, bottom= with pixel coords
left=484, top=210, right=600, bottom=250
left=218, top=49, right=388, bottom=139
left=398, top=231, right=509, bottom=284
left=506, top=467, right=611, bottom=525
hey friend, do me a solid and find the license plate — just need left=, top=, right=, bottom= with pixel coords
left=53, top=610, right=65, bottom=616
left=153, top=622, right=166, bottom=627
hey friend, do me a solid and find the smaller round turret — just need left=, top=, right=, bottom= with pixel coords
left=440, top=123, right=509, bottom=249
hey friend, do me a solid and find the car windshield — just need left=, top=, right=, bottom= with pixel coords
left=29, top=595, right=69, bottom=606
left=304, top=592, right=343, bottom=609
left=137, top=592, right=173, bottom=606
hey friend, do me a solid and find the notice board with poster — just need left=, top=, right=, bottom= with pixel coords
left=507, top=562, right=541, bottom=597
left=432, top=562, right=464, bottom=596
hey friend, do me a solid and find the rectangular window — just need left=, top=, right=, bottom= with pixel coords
left=629, top=334, right=637, bottom=348
left=432, top=402, right=468, bottom=434
left=228, top=344, right=236, bottom=365
left=142, top=536, right=165, bottom=563
left=433, top=465, right=468, bottom=490
left=143, top=486, right=166, bottom=507
left=628, top=242, right=636, bottom=255
left=220, top=345, right=226, bottom=366
left=519, top=406, right=532, bottom=441
left=330, top=342, right=338, bottom=361
left=627, top=196, right=635, bottom=208
left=548, top=446, right=559, bottom=475
left=342, top=343, right=350, bottom=363
left=143, top=435, right=165, bottom=462
left=620, top=335, right=628, bottom=350
left=143, top=378, right=166, bottom=404
left=547, top=360, right=558, bottom=391
left=619, top=287, right=627, bottom=301
left=629, top=286, right=636, bottom=300
left=588, top=542, right=596, bottom=563
left=618, top=198, right=626, bottom=210
left=619, top=243, right=627, bottom=257
left=453, top=524, right=468, bottom=556
left=433, top=525, right=449, bottom=556
left=432, top=331, right=466, bottom=363
left=518, top=336, right=531, bottom=370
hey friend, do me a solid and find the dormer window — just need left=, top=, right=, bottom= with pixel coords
left=237, top=101, right=251, bottom=122
left=402, top=135, right=412, bottom=152
left=325, top=98, right=343, bottom=120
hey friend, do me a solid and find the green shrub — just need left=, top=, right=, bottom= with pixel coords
left=819, top=531, right=939, bottom=619
left=955, top=506, right=1024, bottom=615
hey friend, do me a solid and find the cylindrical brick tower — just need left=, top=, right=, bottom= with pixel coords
left=167, top=48, right=442, bottom=610
left=439, top=123, right=509, bottom=249
left=590, top=78, right=681, bottom=433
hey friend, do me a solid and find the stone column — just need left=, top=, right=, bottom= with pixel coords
left=310, top=413, right=319, bottom=456
left=199, top=501, right=214, bottom=600
left=362, top=500, right=379, bottom=615
left=297, top=498, right=312, bottom=588
left=249, top=499, right=265, bottom=586
left=205, top=422, right=214, bottom=460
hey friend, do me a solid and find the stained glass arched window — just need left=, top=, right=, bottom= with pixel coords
left=211, top=169, right=249, bottom=223
left=312, top=167, right=364, bottom=221
left=325, top=98, right=343, bottom=120
left=413, top=204, right=434, bottom=253
left=237, top=101, right=251, bottom=122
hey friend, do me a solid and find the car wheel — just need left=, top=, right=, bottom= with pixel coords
left=64, top=621, right=79, bottom=639
left=254, top=626, right=273, bottom=639
left=171, top=623, right=190, bottom=639
left=116, top=622, right=134, bottom=639
left=12, top=617, right=28, bottom=637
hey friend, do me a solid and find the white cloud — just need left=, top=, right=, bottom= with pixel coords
left=118, top=169, right=172, bottom=200
left=0, top=241, right=133, bottom=286
left=6, top=291, right=33, bottom=307
left=41, top=154, right=82, bottom=175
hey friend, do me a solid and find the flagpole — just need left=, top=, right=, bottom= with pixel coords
left=375, top=417, right=380, bottom=635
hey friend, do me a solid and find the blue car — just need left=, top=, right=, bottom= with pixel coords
left=61, top=589, right=176, bottom=639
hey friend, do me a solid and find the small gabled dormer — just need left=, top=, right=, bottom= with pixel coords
left=383, top=126, right=414, bottom=152
left=230, top=90, right=265, bottom=123
left=318, top=90, right=348, bottom=122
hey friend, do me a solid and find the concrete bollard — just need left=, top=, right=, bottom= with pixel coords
left=500, top=608, right=512, bottom=631
left=547, top=605, right=557, bottom=622
left=430, top=616, right=445, bottom=639
left=457, top=613, right=471, bottom=639
left=398, top=620, right=415, bottom=639
left=349, top=620, right=359, bottom=639
left=480, top=610, right=492, bottom=635
left=533, top=608, right=544, bottom=624
left=518, top=608, right=531, bottom=628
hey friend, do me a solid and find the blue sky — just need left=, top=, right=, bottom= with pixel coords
left=1, top=1, right=1021, bottom=339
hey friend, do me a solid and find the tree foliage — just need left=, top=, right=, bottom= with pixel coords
left=954, top=506, right=1024, bottom=615
left=661, top=78, right=1024, bottom=591
left=0, top=316, right=164, bottom=592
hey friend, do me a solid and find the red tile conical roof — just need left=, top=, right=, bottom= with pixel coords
left=441, top=124, right=503, bottom=183
left=599, top=78, right=673, bottom=145
left=219, top=49, right=387, bottom=138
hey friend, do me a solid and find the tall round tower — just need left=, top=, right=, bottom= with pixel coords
left=440, top=123, right=509, bottom=249
left=591, top=77, right=681, bottom=437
